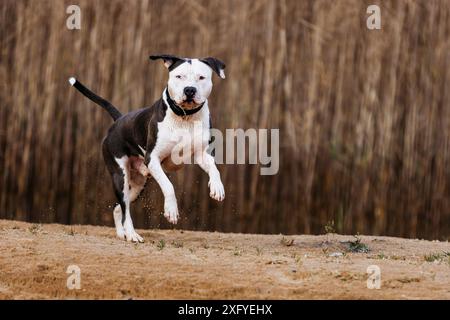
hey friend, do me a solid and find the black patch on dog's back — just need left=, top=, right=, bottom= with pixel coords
left=102, top=98, right=167, bottom=162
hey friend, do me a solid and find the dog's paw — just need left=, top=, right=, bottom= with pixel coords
left=124, top=229, right=144, bottom=243
left=164, top=199, right=179, bottom=224
left=209, top=178, right=225, bottom=201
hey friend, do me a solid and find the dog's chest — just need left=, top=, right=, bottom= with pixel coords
left=152, top=108, right=210, bottom=158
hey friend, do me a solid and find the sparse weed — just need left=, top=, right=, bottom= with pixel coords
left=157, top=239, right=166, bottom=250
left=424, top=251, right=450, bottom=263
left=424, top=253, right=440, bottom=262
left=280, top=236, right=294, bottom=247
left=324, top=220, right=336, bottom=234
left=292, top=253, right=303, bottom=265
left=342, top=235, right=370, bottom=253
left=376, top=253, right=387, bottom=260
left=171, top=241, right=183, bottom=248
left=28, top=224, right=42, bottom=235
left=335, top=271, right=366, bottom=281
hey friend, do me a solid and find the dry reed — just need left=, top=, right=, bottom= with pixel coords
left=0, top=0, right=449, bottom=240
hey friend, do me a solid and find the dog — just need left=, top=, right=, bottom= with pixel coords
left=69, top=54, right=226, bottom=243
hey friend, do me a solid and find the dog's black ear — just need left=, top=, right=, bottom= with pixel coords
left=149, top=54, right=185, bottom=70
left=200, top=57, right=226, bottom=79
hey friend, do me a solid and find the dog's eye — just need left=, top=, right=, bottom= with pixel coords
left=175, top=75, right=182, bottom=79
left=199, top=76, right=205, bottom=80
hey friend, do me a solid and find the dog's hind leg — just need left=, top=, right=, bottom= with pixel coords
left=115, top=156, right=144, bottom=243
left=112, top=205, right=125, bottom=240
left=103, top=141, right=143, bottom=243
left=129, top=158, right=148, bottom=203
left=103, top=142, right=127, bottom=240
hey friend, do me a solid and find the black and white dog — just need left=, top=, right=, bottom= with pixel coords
left=69, top=55, right=226, bottom=243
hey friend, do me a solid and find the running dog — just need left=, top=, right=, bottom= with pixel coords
left=69, top=55, right=226, bottom=242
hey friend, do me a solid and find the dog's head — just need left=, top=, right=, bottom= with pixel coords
left=150, top=54, right=225, bottom=109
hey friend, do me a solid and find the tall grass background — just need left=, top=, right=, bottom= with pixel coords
left=0, top=0, right=449, bottom=240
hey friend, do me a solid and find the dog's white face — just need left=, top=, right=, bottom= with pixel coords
left=168, top=59, right=213, bottom=108
left=150, top=55, right=226, bottom=109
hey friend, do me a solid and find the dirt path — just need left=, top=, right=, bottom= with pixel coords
left=0, top=219, right=449, bottom=299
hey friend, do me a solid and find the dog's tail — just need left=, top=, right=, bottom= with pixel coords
left=68, top=77, right=122, bottom=121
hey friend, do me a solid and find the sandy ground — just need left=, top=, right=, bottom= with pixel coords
left=0, top=219, right=449, bottom=300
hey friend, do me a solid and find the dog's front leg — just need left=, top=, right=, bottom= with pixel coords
left=147, top=155, right=179, bottom=224
left=195, top=150, right=225, bottom=201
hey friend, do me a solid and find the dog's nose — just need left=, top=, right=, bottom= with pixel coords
left=184, top=87, right=197, bottom=98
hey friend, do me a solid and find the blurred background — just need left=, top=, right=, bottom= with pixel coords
left=0, top=0, right=449, bottom=240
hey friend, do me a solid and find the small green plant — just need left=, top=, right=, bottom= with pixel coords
left=280, top=236, right=294, bottom=247
left=171, top=241, right=183, bottom=248
left=424, top=251, right=450, bottom=263
left=343, top=235, right=370, bottom=253
left=157, top=239, right=166, bottom=250
left=233, top=247, right=242, bottom=256
left=255, top=247, right=262, bottom=256
left=324, top=220, right=336, bottom=234
left=28, top=224, right=41, bottom=235
left=376, top=253, right=387, bottom=260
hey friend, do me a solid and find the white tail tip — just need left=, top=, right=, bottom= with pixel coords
left=68, top=77, right=76, bottom=86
